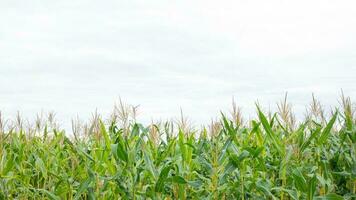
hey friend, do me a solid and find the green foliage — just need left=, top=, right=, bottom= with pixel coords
left=0, top=105, right=355, bottom=200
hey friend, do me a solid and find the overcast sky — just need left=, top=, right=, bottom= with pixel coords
left=1, top=0, right=356, bottom=129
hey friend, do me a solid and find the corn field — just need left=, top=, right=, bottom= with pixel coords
left=0, top=97, right=355, bottom=199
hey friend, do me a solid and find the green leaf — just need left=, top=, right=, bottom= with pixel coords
left=307, top=175, right=317, bottom=200
left=155, top=165, right=172, bottom=193
left=300, top=127, right=321, bottom=153
left=168, top=176, right=187, bottom=184
left=281, top=189, right=298, bottom=200
left=142, top=143, right=158, bottom=179
left=111, top=136, right=128, bottom=163
left=187, top=180, right=203, bottom=188
left=35, top=156, right=47, bottom=179
left=257, top=107, right=284, bottom=155
left=99, top=120, right=111, bottom=149
left=314, top=193, right=344, bottom=200
left=292, top=168, right=307, bottom=192
left=36, top=189, right=61, bottom=200
left=221, top=113, right=234, bottom=136
left=229, top=150, right=249, bottom=168
left=318, top=112, right=338, bottom=144
left=256, top=180, right=273, bottom=197
left=178, top=130, right=187, bottom=162
left=218, top=137, right=232, bottom=164
left=131, top=123, right=140, bottom=137
left=74, top=179, right=91, bottom=200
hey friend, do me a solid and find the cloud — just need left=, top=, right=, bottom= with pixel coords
left=0, top=0, right=355, bottom=129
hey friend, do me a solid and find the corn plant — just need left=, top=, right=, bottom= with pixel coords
left=0, top=97, right=355, bottom=199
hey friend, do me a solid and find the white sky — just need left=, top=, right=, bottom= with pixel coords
left=1, top=0, right=356, bottom=129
